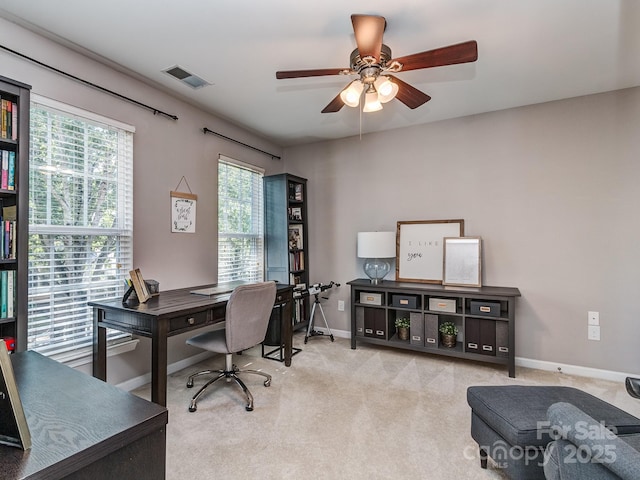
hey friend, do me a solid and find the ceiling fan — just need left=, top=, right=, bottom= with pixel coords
left=276, top=14, right=478, bottom=113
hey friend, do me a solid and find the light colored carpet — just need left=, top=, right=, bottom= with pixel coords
left=133, top=333, right=640, bottom=480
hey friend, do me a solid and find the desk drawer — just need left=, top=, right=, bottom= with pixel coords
left=170, top=311, right=208, bottom=332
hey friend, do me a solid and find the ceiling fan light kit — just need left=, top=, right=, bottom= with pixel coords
left=340, top=80, right=364, bottom=107
left=276, top=14, right=478, bottom=114
left=363, top=86, right=383, bottom=112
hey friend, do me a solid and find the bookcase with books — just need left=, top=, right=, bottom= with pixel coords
left=264, top=174, right=309, bottom=330
left=0, top=76, right=31, bottom=353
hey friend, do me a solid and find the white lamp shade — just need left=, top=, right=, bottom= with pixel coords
left=340, top=81, right=364, bottom=107
left=362, top=91, right=383, bottom=112
left=357, top=232, right=396, bottom=258
left=374, top=76, right=399, bottom=103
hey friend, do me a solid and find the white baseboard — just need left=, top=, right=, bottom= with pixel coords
left=322, top=327, right=635, bottom=383
left=116, top=351, right=214, bottom=392
left=117, top=329, right=636, bottom=392
left=515, top=357, right=637, bottom=383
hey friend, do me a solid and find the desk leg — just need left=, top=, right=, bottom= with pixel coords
left=282, top=297, right=293, bottom=367
left=151, top=320, right=169, bottom=406
left=93, top=308, right=107, bottom=381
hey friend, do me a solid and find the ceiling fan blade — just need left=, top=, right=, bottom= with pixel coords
left=388, top=75, right=431, bottom=109
left=276, top=68, right=346, bottom=79
left=391, top=40, right=478, bottom=72
left=351, top=14, right=386, bottom=61
left=321, top=92, right=345, bottom=113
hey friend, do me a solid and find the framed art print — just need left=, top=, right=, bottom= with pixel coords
left=396, top=219, right=464, bottom=284
left=442, top=237, right=482, bottom=287
left=0, top=342, right=31, bottom=450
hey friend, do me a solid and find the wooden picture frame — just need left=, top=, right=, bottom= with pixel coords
left=129, top=268, right=151, bottom=303
left=0, top=342, right=31, bottom=450
left=443, top=237, right=482, bottom=287
left=396, top=219, right=464, bottom=284
left=170, top=191, right=197, bottom=233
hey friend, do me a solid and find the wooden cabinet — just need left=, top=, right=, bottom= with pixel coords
left=348, top=279, right=521, bottom=377
left=264, top=174, right=309, bottom=330
left=0, top=76, right=30, bottom=353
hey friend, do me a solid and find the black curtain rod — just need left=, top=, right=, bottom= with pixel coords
left=0, top=44, right=178, bottom=121
left=202, top=127, right=281, bottom=160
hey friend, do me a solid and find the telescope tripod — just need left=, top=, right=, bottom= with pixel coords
left=304, top=292, right=335, bottom=344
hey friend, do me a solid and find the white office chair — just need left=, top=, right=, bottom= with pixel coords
left=185, top=281, right=276, bottom=412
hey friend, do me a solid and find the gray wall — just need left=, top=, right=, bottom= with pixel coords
left=0, top=17, right=284, bottom=383
left=283, top=87, right=640, bottom=375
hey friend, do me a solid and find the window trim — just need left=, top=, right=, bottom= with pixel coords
left=217, top=154, right=265, bottom=284
left=27, top=96, right=135, bottom=359
left=31, top=94, right=135, bottom=133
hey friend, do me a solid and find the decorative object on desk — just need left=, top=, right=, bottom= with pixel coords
left=170, top=176, right=197, bottom=233
left=396, top=219, right=464, bottom=284
left=442, top=237, right=482, bottom=287
left=0, top=342, right=31, bottom=450
left=357, top=231, right=396, bottom=284
left=129, top=268, right=151, bottom=303
left=395, top=317, right=410, bottom=340
left=145, top=279, right=160, bottom=296
left=439, top=321, right=458, bottom=348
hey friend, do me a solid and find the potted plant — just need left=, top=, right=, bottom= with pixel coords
left=395, top=317, right=410, bottom=341
left=439, top=321, right=458, bottom=348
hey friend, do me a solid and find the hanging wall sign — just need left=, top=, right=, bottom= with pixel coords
left=171, top=176, right=197, bottom=233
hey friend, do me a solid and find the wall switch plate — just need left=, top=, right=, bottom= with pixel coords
left=588, top=311, right=599, bottom=326
left=588, top=325, right=600, bottom=341
left=338, top=300, right=345, bottom=311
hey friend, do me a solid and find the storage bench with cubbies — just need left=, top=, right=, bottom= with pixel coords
left=348, top=278, right=521, bottom=377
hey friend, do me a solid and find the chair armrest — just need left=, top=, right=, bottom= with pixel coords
left=546, top=402, right=640, bottom=480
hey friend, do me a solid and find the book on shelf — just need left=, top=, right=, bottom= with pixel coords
left=11, top=102, right=17, bottom=141
left=1, top=270, right=7, bottom=318
left=0, top=150, right=16, bottom=190
left=0, top=98, right=17, bottom=140
left=289, top=250, right=305, bottom=271
left=0, top=204, right=16, bottom=260
left=6, top=269, right=14, bottom=318
left=1, top=150, right=8, bottom=190
left=288, top=224, right=303, bottom=250
left=7, top=152, right=15, bottom=190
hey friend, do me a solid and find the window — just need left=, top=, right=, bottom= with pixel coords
left=27, top=96, right=134, bottom=358
left=218, top=156, right=264, bottom=283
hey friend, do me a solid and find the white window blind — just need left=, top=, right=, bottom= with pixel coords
left=28, top=96, right=134, bottom=357
left=218, top=156, right=264, bottom=283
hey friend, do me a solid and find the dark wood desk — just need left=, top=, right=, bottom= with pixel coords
left=90, top=282, right=294, bottom=406
left=1, top=351, right=168, bottom=480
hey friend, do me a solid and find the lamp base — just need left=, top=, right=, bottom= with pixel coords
left=363, top=258, right=391, bottom=284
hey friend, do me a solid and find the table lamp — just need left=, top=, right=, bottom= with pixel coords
left=357, top=231, right=396, bottom=284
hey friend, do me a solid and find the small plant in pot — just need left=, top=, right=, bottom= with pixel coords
left=395, top=317, right=410, bottom=341
left=439, top=321, right=458, bottom=348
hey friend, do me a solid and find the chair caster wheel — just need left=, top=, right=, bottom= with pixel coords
left=187, top=380, right=194, bottom=388
left=330, top=335, right=335, bottom=342
left=188, top=405, right=197, bottom=412
left=264, top=379, right=271, bottom=387
left=245, top=406, right=253, bottom=412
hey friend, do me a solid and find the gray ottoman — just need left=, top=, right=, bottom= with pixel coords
left=467, top=386, right=640, bottom=480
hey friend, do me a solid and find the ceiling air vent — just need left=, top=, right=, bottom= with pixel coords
left=163, top=65, right=211, bottom=89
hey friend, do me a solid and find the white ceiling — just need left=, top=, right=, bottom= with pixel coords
left=1, top=1, right=639, bottom=147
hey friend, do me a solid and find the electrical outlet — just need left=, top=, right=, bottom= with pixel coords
left=588, top=325, right=600, bottom=341
left=588, top=311, right=599, bottom=326
left=338, top=300, right=345, bottom=312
